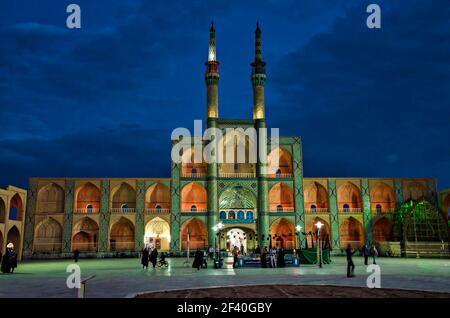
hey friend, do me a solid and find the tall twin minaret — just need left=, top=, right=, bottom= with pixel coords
left=205, top=22, right=266, bottom=119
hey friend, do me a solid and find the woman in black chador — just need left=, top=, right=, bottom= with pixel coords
left=277, top=247, right=286, bottom=268
left=192, top=248, right=203, bottom=270
left=1, top=243, right=17, bottom=274
left=141, top=247, right=149, bottom=270
left=260, top=247, right=268, bottom=268
left=149, top=248, right=158, bottom=268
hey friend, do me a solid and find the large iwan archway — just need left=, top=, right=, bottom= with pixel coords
left=144, top=217, right=171, bottom=251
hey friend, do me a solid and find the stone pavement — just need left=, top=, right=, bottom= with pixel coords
left=0, top=256, right=449, bottom=298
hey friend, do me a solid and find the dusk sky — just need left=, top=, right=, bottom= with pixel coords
left=0, top=0, right=449, bottom=190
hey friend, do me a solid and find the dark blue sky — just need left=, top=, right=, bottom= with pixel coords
left=0, top=0, right=449, bottom=190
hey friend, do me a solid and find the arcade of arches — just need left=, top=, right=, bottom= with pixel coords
left=269, top=218, right=296, bottom=250
left=37, top=183, right=65, bottom=214
left=269, top=183, right=294, bottom=212
left=76, top=183, right=101, bottom=212
left=181, top=183, right=207, bottom=212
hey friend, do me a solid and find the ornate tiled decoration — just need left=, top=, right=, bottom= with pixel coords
left=62, top=180, right=75, bottom=253
left=361, top=179, right=372, bottom=244
left=98, top=179, right=110, bottom=253
left=394, top=179, right=403, bottom=206
left=23, top=179, right=38, bottom=256
left=135, top=180, right=145, bottom=251
left=327, top=179, right=340, bottom=249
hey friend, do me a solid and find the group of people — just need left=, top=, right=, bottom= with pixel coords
left=254, top=245, right=286, bottom=268
left=346, top=243, right=379, bottom=278
left=141, top=247, right=162, bottom=270
left=1, top=243, right=18, bottom=274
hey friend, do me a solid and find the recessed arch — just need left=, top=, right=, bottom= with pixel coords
left=9, top=193, right=23, bottom=221
left=339, top=217, right=364, bottom=248
left=0, top=197, right=5, bottom=223
left=145, top=217, right=171, bottom=251
left=304, top=182, right=329, bottom=211
left=181, top=146, right=206, bottom=177
left=305, top=217, right=331, bottom=248
left=34, top=217, right=63, bottom=253
left=76, top=183, right=100, bottom=212
left=72, top=217, right=99, bottom=252
left=180, top=218, right=207, bottom=250
left=6, top=225, right=21, bottom=253
left=269, top=218, right=296, bottom=249
left=145, top=183, right=171, bottom=210
left=267, top=147, right=292, bottom=177
left=217, top=129, right=256, bottom=176
left=219, top=186, right=256, bottom=210
left=337, top=182, right=362, bottom=210
left=37, top=183, right=65, bottom=214
left=181, top=182, right=207, bottom=212
left=370, top=182, right=395, bottom=212
left=111, top=182, right=136, bottom=209
left=373, top=217, right=392, bottom=243
left=269, top=182, right=294, bottom=212
left=109, top=217, right=135, bottom=252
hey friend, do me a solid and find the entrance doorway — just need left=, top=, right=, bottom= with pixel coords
left=224, top=228, right=255, bottom=255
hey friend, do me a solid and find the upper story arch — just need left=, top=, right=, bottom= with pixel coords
left=37, top=183, right=65, bottom=214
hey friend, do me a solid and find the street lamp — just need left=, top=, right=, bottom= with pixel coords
left=315, top=221, right=323, bottom=268
left=212, top=222, right=223, bottom=268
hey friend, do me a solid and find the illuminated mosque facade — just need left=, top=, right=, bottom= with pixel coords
left=6, top=23, right=448, bottom=259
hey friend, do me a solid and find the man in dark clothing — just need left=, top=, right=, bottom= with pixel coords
left=346, top=244, right=356, bottom=277
left=150, top=248, right=158, bottom=268
left=73, top=249, right=80, bottom=263
left=362, top=244, right=369, bottom=265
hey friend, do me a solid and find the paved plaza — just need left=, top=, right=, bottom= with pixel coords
left=0, top=256, right=449, bottom=298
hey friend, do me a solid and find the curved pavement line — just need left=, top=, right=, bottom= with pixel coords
left=125, top=282, right=449, bottom=298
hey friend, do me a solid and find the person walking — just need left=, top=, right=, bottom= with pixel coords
left=232, top=246, right=239, bottom=268
left=346, top=244, right=356, bottom=277
left=362, top=244, right=369, bottom=265
left=141, top=247, right=149, bottom=270
left=149, top=248, right=158, bottom=268
left=371, top=245, right=378, bottom=265
left=260, top=247, right=268, bottom=268
left=269, top=246, right=277, bottom=268
left=73, top=249, right=80, bottom=263
left=192, top=248, right=203, bottom=270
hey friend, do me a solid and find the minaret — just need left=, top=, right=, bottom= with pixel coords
left=205, top=21, right=219, bottom=118
left=251, top=22, right=266, bottom=119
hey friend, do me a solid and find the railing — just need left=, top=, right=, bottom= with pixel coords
left=219, top=172, right=256, bottom=178
left=267, top=173, right=293, bottom=179
left=270, top=207, right=295, bottom=212
left=304, top=208, right=329, bottom=213
left=181, top=172, right=206, bottom=178
left=338, top=208, right=362, bottom=213
left=371, top=208, right=395, bottom=215
left=181, top=208, right=208, bottom=213
left=110, top=208, right=136, bottom=213
left=145, top=208, right=171, bottom=214
left=74, top=208, right=99, bottom=214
